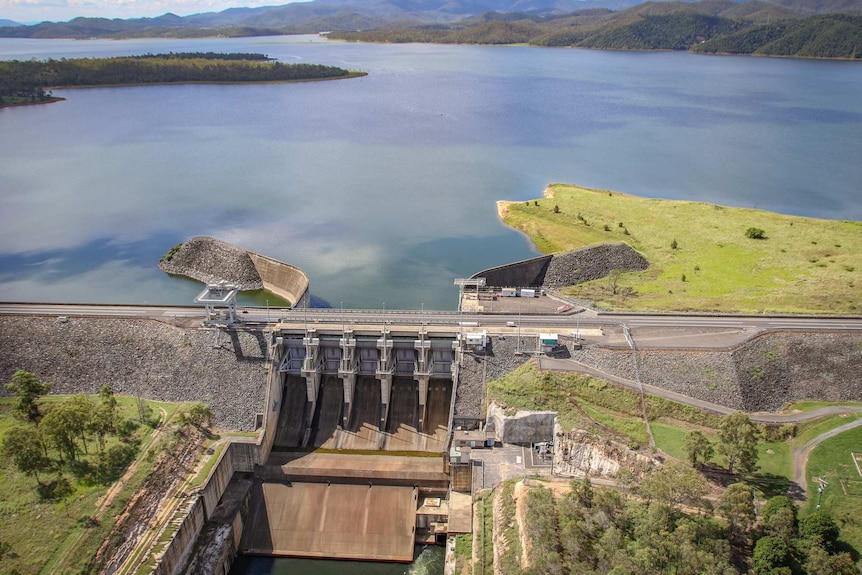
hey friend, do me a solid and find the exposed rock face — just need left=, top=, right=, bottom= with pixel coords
left=542, top=243, right=649, bottom=289
left=554, top=429, right=652, bottom=478
left=487, top=403, right=556, bottom=444
left=158, top=236, right=263, bottom=290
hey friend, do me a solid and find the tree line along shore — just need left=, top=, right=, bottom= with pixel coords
left=0, top=51, right=364, bottom=107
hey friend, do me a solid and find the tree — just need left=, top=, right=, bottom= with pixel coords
left=799, top=511, right=840, bottom=551
left=716, top=411, right=759, bottom=474
left=98, top=385, right=118, bottom=430
left=671, top=238, right=678, bottom=249
left=751, top=536, right=790, bottom=574
left=718, top=482, right=755, bottom=541
left=4, top=370, right=53, bottom=422
left=685, top=430, right=714, bottom=466
left=1, top=425, right=52, bottom=484
left=608, top=269, right=623, bottom=295
left=639, top=461, right=709, bottom=518
left=40, top=403, right=84, bottom=464
left=68, top=394, right=95, bottom=454
left=181, top=403, right=215, bottom=430
left=745, top=227, right=766, bottom=239
left=761, top=496, right=797, bottom=542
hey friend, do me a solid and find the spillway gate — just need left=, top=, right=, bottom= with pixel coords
left=273, top=326, right=458, bottom=452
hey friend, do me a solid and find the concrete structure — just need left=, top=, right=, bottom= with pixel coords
left=487, top=403, right=556, bottom=444
left=273, top=324, right=459, bottom=452
left=246, top=251, right=310, bottom=309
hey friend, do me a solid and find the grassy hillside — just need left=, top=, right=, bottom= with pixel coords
left=500, top=184, right=861, bottom=314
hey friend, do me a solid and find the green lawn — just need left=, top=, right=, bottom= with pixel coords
left=805, top=425, right=862, bottom=555
left=501, top=184, right=861, bottom=313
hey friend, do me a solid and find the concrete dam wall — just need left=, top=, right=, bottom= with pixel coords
left=247, top=251, right=310, bottom=309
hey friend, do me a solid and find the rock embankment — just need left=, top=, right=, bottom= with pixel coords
left=731, top=331, right=862, bottom=411
left=158, top=236, right=263, bottom=290
left=542, top=243, right=649, bottom=289
left=0, top=316, right=267, bottom=431
left=469, top=330, right=862, bottom=419
left=455, top=335, right=534, bottom=419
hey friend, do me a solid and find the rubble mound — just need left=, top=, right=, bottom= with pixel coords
left=543, top=243, right=649, bottom=289
left=158, top=236, right=263, bottom=290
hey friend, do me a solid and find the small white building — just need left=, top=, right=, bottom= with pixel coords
left=539, top=333, right=558, bottom=354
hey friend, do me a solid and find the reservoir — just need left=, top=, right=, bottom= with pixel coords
left=0, top=36, right=860, bottom=310
left=1, top=35, right=860, bottom=575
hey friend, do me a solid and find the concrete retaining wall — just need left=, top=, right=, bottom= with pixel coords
left=471, top=254, right=552, bottom=287
left=247, top=251, right=310, bottom=308
left=258, top=345, right=284, bottom=463
left=487, top=403, right=556, bottom=444
left=154, top=498, right=206, bottom=575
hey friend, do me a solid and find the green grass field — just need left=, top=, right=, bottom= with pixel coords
left=500, top=184, right=861, bottom=313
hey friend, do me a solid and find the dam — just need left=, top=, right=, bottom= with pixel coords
left=236, top=322, right=461, bottom=563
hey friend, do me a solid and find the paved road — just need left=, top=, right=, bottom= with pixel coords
left=2, top=302, right=860, bottom=333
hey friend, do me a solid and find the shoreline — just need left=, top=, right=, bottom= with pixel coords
left=497, top=183, right=861, bottom=315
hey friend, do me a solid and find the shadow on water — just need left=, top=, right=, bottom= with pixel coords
left=228, top=545, right=444, bottom=575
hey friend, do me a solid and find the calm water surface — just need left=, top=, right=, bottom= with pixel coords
left=1, top=36, right=860, bottom=311
left=2, top=35, right=860, bottom=575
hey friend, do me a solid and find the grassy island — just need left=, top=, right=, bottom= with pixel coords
left=500, top=184, right=861, bottom=314
left=0, top=52, right=365, bottom=107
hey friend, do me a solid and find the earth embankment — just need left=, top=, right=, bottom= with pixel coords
left=0, top=316, right=267, bottom=430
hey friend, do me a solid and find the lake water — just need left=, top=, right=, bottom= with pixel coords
left=1, top=35, right=861, bottom=574
left=0, top=36, right=860, bottom=310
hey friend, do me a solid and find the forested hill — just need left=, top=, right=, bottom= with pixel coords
left=0, top=53, right=362, bottom=107
left=1, top=0, right=860, bottom=40
left=329, top=3, right=862, bottom=59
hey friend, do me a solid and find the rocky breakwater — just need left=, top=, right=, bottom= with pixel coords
left=542, top=243, right=649, bottom=289
left=159, top=236, right=263, bottom=290
left=0, top=316, right=268, bottom=431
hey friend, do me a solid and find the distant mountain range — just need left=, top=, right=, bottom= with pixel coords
left=1, top=0, right=860, bottom=39
left=0, top=19, right=22, bottom=27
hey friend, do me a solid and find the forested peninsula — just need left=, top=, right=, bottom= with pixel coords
left=0, top=52, right=364, bottom=107
left=328, top=4, right=862, bottom=60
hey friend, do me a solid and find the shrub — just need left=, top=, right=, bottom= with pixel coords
left=671, top=238, right=678, bottom=249
left=745, top=227, right=766, bottom=239
left=161, top=242, right=183, bottom=262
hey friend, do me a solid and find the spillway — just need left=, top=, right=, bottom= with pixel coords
left=243, top=325, right=459, bottom=562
